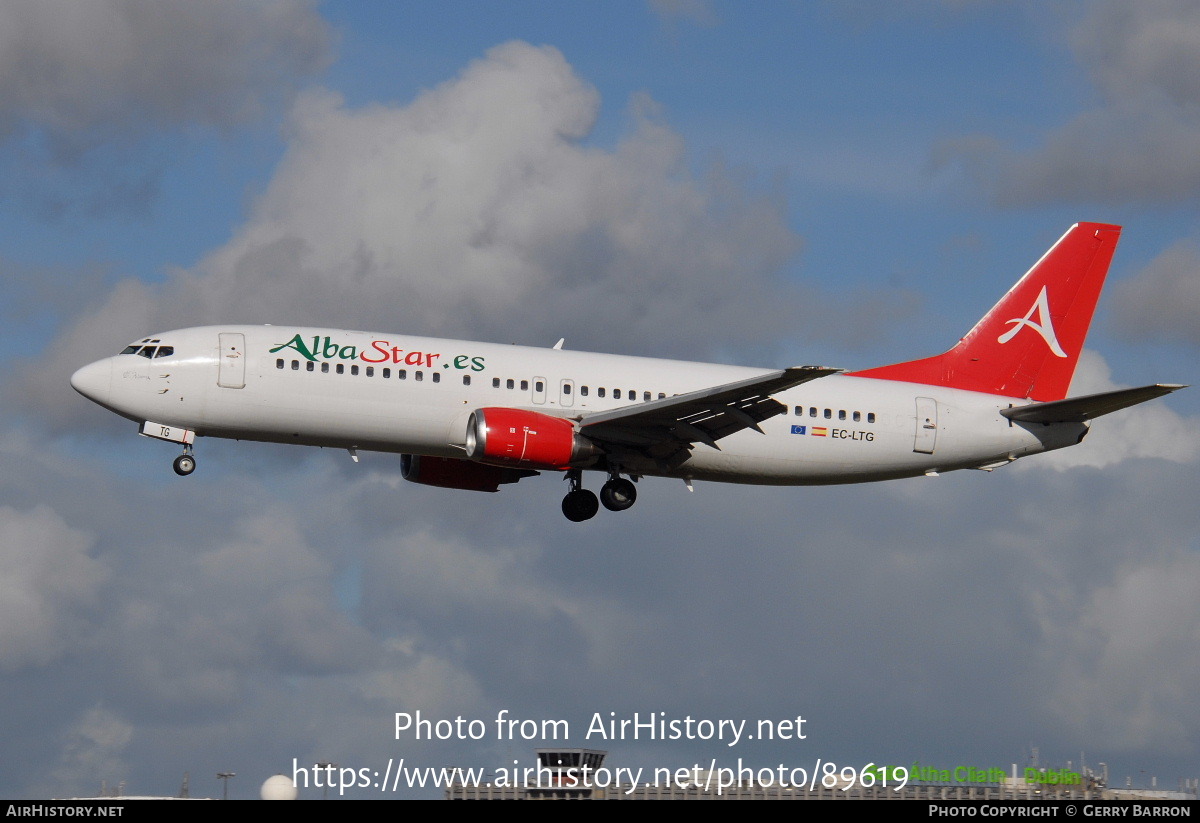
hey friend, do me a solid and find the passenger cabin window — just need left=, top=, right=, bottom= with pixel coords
left=506, top=379, right=515, bottom=389
left=463, top=375, right=471, bottom=386
left=321, top=363, right=330, bottom=373
left=432, top=372, right=440, bottom=383
left=520, top=380, right=528, bottom=391
left=493, top=378, right=500, bottom=388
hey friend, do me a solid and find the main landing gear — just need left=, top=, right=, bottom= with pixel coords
left=561, top=469, right=598, bottom=522
left=172, top=444, right=196, bottom=476
left=561, top=469, right=638, bottom=522
left=600, top=477, right=637, bottom=512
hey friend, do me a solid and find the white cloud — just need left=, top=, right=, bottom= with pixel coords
left=1020, top=350, right=1199, bottom=471
left=939, top=0, right=1200, bottom=205
left=187, top=42, right=799, bottom=351
left=1111, top=240, right=1200, bottom=346
left=1072, top=0, right=1200, bottom=109
left=0, top=505, right=107, bottom=670
left=48, top=706, right=134, bottom=798
left=104, top=507, right=376, bottom=707
left=0, top=0, right=332, bottom=149
left=1036, top=551, right=1200, bottom=753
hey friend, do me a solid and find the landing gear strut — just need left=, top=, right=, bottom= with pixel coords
left=561, top=469, right=598, bottom=522
left=172, top=444, right=196, bottom=476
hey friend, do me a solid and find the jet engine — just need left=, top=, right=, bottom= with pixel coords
left=400, top=454, right=534, bottom=493
left=465, top=408, right=599, bottom=469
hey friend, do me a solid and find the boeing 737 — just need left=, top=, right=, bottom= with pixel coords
left=71, top=223, right=1183, bottom=521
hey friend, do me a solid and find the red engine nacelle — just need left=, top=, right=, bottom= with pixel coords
left=400, top=454, right=533, bottom=493
left=465, top=408, right=599, bottom=469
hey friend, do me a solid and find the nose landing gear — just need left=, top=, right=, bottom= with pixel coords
left=172, top=445, right=196, bottom=476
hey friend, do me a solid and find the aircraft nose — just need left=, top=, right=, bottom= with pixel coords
left=70, top=359, right=112, bottom=403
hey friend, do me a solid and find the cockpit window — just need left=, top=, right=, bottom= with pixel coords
left=120, top=339, right=169, bottom=358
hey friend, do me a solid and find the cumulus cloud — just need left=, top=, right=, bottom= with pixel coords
left=48, top=707, right=134, bottom=798
left=1072, top=0, right=1200, bottom=108
left=939, top=0, right=1200, bottom=205
left=0, top=0, right=332, bottom=152
left=0, top=0, right=332, bottom=217
left=1036, top=551, right=1200, bottom=753
left=182, top=42, right=801, bottom=351
left=104, top=507, right=376, bottom=707
left=1110, top=239, right=1200, bottom=346
left=1027, top=350, right=1199, bottom=471
left=0, top=505, right=107, bottom=670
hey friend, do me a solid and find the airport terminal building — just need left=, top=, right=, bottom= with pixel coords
left=445, top=749, right=1196, bottom=801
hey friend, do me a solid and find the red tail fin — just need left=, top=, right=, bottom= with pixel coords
left=849, top=223, right=1121, bottom=401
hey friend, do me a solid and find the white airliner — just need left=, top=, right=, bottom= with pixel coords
left=71, top=223, right=1183, bottom=521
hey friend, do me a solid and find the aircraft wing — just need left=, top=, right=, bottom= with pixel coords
left=579, top=365, right=840, bottom=469
left=1000, top=383, right=1186, bottom=424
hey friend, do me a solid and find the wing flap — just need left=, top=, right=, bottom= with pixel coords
left=1000, top=383, right=1186, bottom=423
left=580, top=365, right=840, bottom=460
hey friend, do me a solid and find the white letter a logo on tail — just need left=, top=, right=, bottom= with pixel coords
left=997, top=285, right=1067, bottom=357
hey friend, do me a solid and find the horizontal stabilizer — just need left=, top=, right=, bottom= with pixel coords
left=1000, top=384, right=1186, bottom=424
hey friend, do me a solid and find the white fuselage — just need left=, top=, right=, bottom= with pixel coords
left=71, top=325, right=1085, bottom=485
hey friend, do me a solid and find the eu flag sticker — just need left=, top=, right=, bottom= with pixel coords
left=791, top=425, right=806, bottom=435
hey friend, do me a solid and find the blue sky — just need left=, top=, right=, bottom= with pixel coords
left=1, top=0, right=1198, bottom=799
